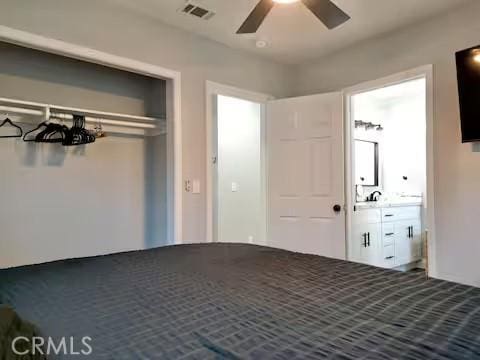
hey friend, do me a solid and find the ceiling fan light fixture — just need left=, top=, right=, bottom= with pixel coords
left=237, top=0, right=350, bottom=34
left=473, top=50, right=480, bottom=64
left=273, top=0, right=300, bottom=4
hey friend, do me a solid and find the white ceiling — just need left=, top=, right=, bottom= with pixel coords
left=109, top=0, right=471, bottom=65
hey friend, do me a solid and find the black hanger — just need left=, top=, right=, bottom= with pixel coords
left=63, top=114, right=95, bottom=146
left=23, top=121, right=49, bottom=142
left=35, top=121, right=68, bottom=143
left=0, top=117, right=23, bottom=138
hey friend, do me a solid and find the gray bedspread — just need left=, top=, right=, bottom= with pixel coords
left=1, top=244, right=479, bottom=359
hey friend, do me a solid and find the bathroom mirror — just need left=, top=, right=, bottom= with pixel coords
left=355, top=140, right=379, bottom=186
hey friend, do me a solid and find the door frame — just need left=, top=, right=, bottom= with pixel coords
left=0, top=25, right=183, bottom=245
left=343, top=65, right=436, bottom=277
left=205, top=81, right=273, bottom=243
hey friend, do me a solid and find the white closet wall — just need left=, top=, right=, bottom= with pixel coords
left=0, top=43, right=168, bottom=268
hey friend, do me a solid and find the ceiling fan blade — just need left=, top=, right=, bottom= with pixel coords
left=237, top=0, right=275, bottom=34
left=301, top=0, right=350, bottom=29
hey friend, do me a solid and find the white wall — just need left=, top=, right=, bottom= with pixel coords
left=382, top=84, right=426, bottom=197
left=145, top=134, right=168, bottom=249
left=0, top=135, right=166, bottom=268
left=0, top=42, right=157, bottom=115
left=216, top=95, right=264, bottom=244
left=0, top=0, right=293, bottom=244
left=294, top=1, right=480, bottom=287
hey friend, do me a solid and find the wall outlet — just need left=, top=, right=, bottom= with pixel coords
left=248, top=236, right=254, bottom=244
left=231, top=182, right=238, bottom=192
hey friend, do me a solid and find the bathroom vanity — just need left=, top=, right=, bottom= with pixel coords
left=350, top=79, right=427, bottom=271
left=351, top=201, right=423, bottom=269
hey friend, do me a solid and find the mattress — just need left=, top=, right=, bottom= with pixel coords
left=1, top=244, right=479, bottom=359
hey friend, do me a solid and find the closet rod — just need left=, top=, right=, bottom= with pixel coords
left=0, top=97, right=44, bottom=109
left=0, top=97, right=164, bottom=123
left=0, top=106, right=157, bottom=129
left=50, top=113, right=156, bottom=129
left=0, top=105, right=44, bottom=117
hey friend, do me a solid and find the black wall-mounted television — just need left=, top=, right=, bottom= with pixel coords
left=456, top=45, right=480, bottom=143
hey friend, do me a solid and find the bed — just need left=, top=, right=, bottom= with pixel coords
left=1, top=244, right=479, bottom=359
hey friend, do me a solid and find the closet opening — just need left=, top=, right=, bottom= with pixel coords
left=0, top=40, right=179, bottom=268
left=206, top=82, right=271, bottom=244
left=345, top=69, right=434, bottom=275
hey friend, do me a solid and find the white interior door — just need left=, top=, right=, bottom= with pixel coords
left=267, top=93, right=345, bottom=259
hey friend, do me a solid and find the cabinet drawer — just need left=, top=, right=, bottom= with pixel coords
left=354, top=208, right=381, bottom=225
left=381, top=206, right=421, bottom=222
left=382, top=223, right=396, bottom=246
left=383, top=245, right=396, bottom=267
left=384, top=244, right=395, bottom=259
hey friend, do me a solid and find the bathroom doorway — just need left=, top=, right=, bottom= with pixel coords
left=344, top=67, right=435, bottom=275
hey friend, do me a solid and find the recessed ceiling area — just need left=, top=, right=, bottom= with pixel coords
left=108, top=0, right=472, bottom=64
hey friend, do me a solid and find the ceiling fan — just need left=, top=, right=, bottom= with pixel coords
left=237, top=0, right=350, bottom=34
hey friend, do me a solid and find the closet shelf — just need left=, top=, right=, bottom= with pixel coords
left=49, top=105, right=160, bottom=123
left=0, top=97, right=166, bottom=136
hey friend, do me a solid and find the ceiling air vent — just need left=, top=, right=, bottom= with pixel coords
left=179, top=1, right=215, bottom=20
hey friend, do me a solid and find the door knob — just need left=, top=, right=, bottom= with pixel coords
left=333, top=204, right=342, bottom=213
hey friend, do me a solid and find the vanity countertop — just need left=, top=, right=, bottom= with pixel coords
left=356, top=199, right=422, bottom=210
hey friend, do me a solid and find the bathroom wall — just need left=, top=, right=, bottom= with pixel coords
left=353, top=92, right=387, bottom=200
left=382, top=82, right=426, bottom=197
left=353, top=79, right=426, bottom=200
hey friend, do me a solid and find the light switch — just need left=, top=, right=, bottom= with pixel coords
left=192, top=179, right=200, bottom=194
left=231, top=182, right=238, bottom=192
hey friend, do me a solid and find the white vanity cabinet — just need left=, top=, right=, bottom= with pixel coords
left=352, top=208, right=382, bottom=267
left=352, top=222, right=382, bottom=266
left=351, top=205, right=422, bottom=268
left=394, top=219, right=422, bottom=266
